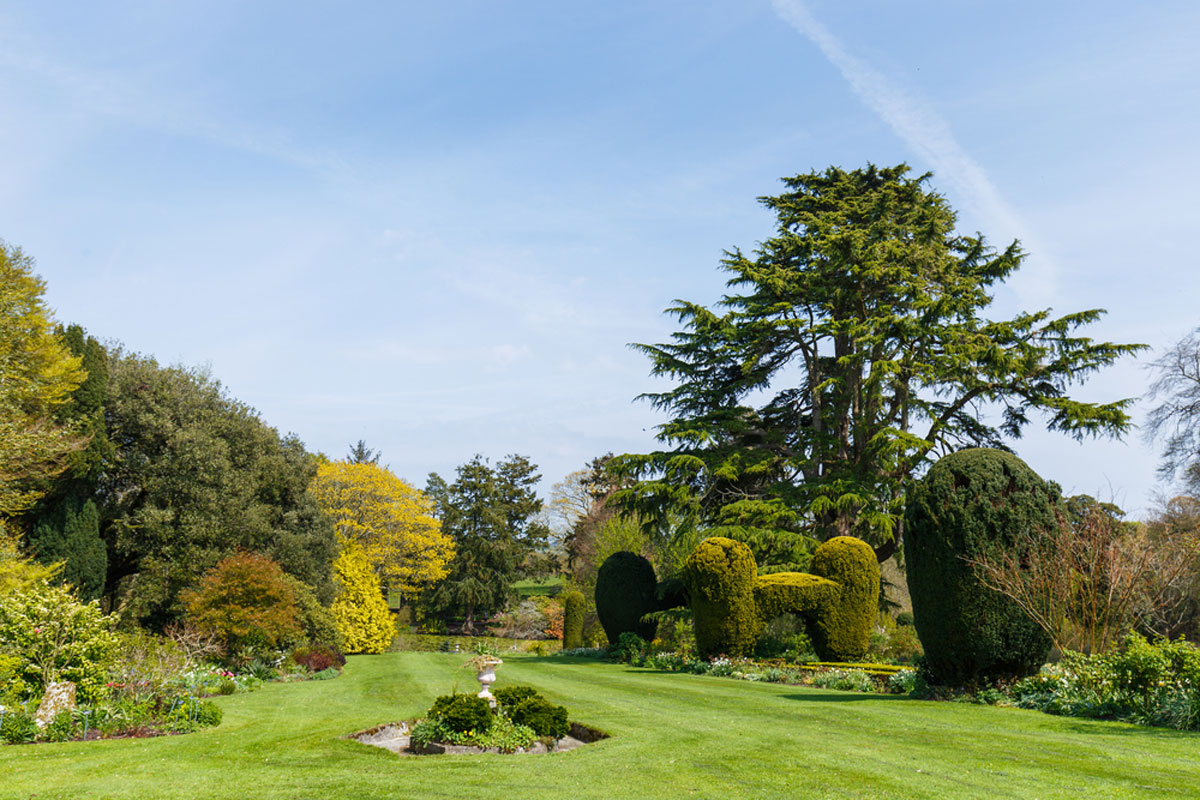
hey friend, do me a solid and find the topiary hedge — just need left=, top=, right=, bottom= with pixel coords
left=595, top=551, right=659, bottom=644
left=561, top=590, right=585, bottom=650
left=429, top=693, right=492, bottom=733
left=905, top=448, right=1057, bottom=685
left=684, top=538, right=764, bottom=658
left=808, top=537, right=879, bottom=662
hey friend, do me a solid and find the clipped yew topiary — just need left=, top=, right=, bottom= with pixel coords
left=684, top=537, right=763, bottom=658
left=808, top=536, right=880, bottom=662
left=561, top=590, right=585, bottom=650
left=905, top=448, right=1057, bottom=685
left=595, top=551, right=658, bottom=644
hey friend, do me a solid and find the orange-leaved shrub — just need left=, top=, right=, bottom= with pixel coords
left=182, top=552, right=301, bottom=653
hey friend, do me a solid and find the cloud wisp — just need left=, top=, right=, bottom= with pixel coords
left=770, top=0, right=1057, bottom=309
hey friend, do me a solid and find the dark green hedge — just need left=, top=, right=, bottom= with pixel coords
left=595, top=551, right=658, bottom=644
left=562, top=590, right=585, bottom=649
left=905, top=448, right=1057, bottom=684
left=684, top=537, right=762, bottom=658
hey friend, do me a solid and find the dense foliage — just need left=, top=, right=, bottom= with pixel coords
left=310, top=460, right=454, bottom=597
left=181, top=552, right=302, bottom=654
left=612, top=165, right=1140, bottom=565
left=423, top=455, right=550, bottom=629
left=684, top=537, right=762, bottom=658
left=0, top=577, right=117, bottom=702
left=0, top=242, right=86, bottom=537
left=594, top=550, right=659, bottom=643
left=330, top=542, right=394, bottom=654
left=906, top=448, right=1057, bottom=684
left=102, top=351, right=337, bottom=627
left=562, top=590, right=584, bottom=649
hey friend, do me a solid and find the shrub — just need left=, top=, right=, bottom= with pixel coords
left=811, top=668, right=876, bottom=692
left=1, top=709, right=38, bottom=744
left=807, top=537, right=879, bottom=661
left=0, top=580, right=116, bottom=702
left=684, top=538, right=762, bottom=658
left=905, top=448, right=1056, bottom=684
left=108, top=630, right=189, bottom=702
left=181, top=552, right=302, bottom=654
left=895, top=612, right=914, bottom=627
left=595, top=551, right=659, bottom=643
left=280, top=574, right=345, bottom=653
left=429, top=693, right=492, bottom=734
left=290, top=644, right=346, bottom=673
left=509, top=696, right=569, bottom=739
left=330, top=542, right=394, bottom=654
left=42, top=710, right=76, bottom=742
left=562, top=590, right=585, bottom=650
left=494, top=684, right=540, bottom=708
left=610, top=632, right=648, bottom=664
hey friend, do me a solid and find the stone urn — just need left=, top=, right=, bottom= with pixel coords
left=470, top=657, right=503, bottom=707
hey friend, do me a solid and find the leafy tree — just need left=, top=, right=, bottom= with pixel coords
left=100, top=351, right=337, bottom=627
left=0, top=242, right=86, bottom=535
left=330, top=541, right=394, bottom=653
left=422, top=454, right=550, bottom=630
left=181, top=552, right=302, bottom=653
left=23, top=325, right=112, bottom=600
left=614, top=165, right=1143, bottom=562
left=310, top=460, right=454, bottom=598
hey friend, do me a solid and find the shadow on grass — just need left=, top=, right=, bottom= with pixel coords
left=1056, top=719, right=1200, bottom=739
left=779, top=691, right=913, bottom=703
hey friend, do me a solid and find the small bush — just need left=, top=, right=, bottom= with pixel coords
left=895, top=612, right=914, bottom=627
left=509, top=696, right=569, bottom=739
left=494, top=685, right=540, bottom=708
left=429, top=693, right=491, bottom=734
left=562, top=590, right=585, bottom=650
left=42, top=710, right=76, bottom=742
left=811, top=668, right=876, bottom=693
left=0, top=710, right=38, bottom=744
left=887, top=669, right=918, bottom=694
left=290, top=644, right=346, bottom=673
left=610, top=632, right=648, bottom=664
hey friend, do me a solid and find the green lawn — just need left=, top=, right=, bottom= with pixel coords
left=3, top=653, right=1198, bottom=799
left=512, top=576, right=565, bottom=597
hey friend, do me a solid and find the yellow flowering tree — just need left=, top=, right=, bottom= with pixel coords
left=0, top=242, right=86, bottom=535
left=330, top=541, right=394, bottom=654
left=311, top=461, right=454, bottom=599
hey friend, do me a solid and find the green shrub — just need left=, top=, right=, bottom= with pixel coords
left=562, top=590, right=585, bottom=650
left=895, top=612, right=914, bottom=627
left=0, top=580, right=117, bottom=702
left=1, top=709, right=38, bottom=744
left=42, top=710, right=76, bottom=742
left=684, top=538, right=762, bottom=658
left=807, top=537, right=879, bottom=661
left=493, top=684, right=540, bottom=708
left=595, top=552, right=659, bottom=643
left=280, top=574, right=345, bottom=653
left=429, top=693, right=491, bottom=734
left=509, top=696, right=569, bottom=739
left=905, top=448, right=1056, bottom=684
left=811, top=668, right=876, bottom=692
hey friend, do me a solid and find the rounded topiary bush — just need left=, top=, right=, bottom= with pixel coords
left=683, top=537, right=762, bottom=658
left=494, top=684, right=540, bottom=709
left=561, top=590, right=585, bottom=650
left=905, top=448, right=1057, bottom=685
left=807, top=536, right=879, bottom=662
left=509, top=696, right=570, bottom=739
left=430, top=693, right=492, bottom=734
left=595, top=551, right=658, bottom=644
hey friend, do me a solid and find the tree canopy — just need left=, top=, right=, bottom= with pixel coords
left=0, top=242, right=86, bottom=536
left=422, top=454, right=549, bottom=629
left=613, top=164, right=1144, bottom=563
left=310, top=460, right=454, bottom=598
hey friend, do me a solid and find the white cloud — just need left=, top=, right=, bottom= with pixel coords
left=770, top=0, right=1057, bottom=309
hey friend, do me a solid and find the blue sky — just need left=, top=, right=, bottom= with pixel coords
left=3, top=1, right=1198, bottom=516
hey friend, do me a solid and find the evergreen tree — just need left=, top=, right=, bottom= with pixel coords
left=614, top=165, right=1143, bottom=563
left=422, top=454, right=550, bottom=630
left=330, top=541, right=394, bottom=653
